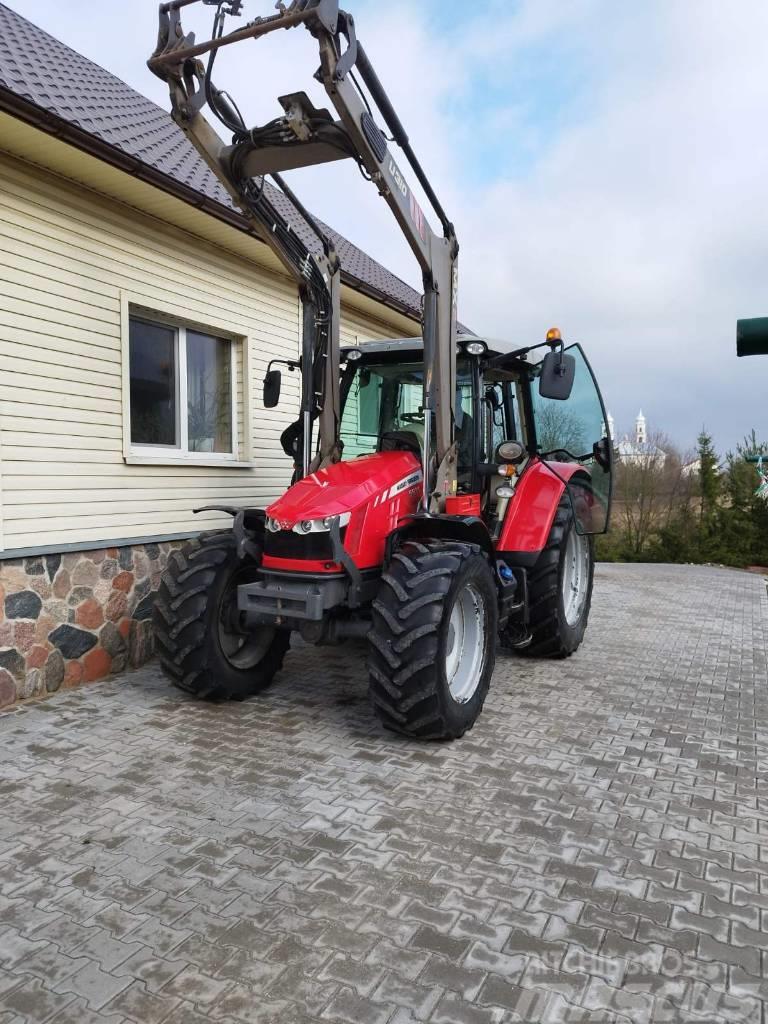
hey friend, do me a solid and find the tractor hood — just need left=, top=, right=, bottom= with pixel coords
left=266, top=451, right=421, bottom=528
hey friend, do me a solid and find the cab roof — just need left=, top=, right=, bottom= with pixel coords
left=351, top=336, right=516, bottom=359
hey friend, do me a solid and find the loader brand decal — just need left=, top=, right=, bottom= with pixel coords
left=372, top=470, right=423, bottom=507
left=388, top=158, right=408, bottom=199
left=388, top=158, right=426, bottom=240
left=410, top=193, right=427, bottom=242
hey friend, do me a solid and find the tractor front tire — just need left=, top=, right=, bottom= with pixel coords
left=368, top=540, right=497, bottom=740
left=153, top=531, right=290, bottom=700
left=524, top=493, right=594, bottom=658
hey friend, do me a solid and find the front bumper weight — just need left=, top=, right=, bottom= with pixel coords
left=238, top=572, right=348, bottom=627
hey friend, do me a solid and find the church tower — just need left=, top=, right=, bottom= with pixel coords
left=635, top=409, right=647, bottom=445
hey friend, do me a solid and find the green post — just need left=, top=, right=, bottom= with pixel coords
left=737, top=317, right=768, bottom=357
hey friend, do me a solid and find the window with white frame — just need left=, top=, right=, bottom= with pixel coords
left=128, top=314, right=237, bottom=458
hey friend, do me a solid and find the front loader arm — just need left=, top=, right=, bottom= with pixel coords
left=149, top=0, right=458, bottom=508
left=150, top=1, right=342, bottom=478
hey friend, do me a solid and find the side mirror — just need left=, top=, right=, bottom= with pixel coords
left=539, top=350, right=576, bottom=401
left=485, top=386, right=502, bottom=410
left=263, top=369, right=282, bottom=408
left=593, top=437, right=611, bottom=471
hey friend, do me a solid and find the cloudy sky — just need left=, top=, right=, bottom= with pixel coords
left=19, top=0, right=768, bottom=455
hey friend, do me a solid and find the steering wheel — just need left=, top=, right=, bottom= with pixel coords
left=400, top=412, right=423, bottom=424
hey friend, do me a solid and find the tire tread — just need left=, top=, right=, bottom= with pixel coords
left=522, top=496, right=594, bottom=659
left=367, top=539, right=495, bottom=740
left=152, top=530, right=289, bottom=700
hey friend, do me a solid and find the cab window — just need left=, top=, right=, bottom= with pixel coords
left=480, top=376, right=521, bottom=461
left=481, top=384, right=506, bottom=461
left=340, top=359, right=474, bottom=463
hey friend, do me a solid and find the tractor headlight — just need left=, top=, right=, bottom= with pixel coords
left=290, top=513, right=351, bottom=535
left=266, top=517, right=280, bottom=532
left=497, top=440, right=526, bottom=464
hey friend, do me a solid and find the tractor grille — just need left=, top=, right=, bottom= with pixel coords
left=263, top=528, right=347, bottom=562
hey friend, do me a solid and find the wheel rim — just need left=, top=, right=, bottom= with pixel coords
left=217, top=569, right=277, bottom=670
left=563, top=528, right=590, bottom=626
left=445, top=583, right=486, bottom=704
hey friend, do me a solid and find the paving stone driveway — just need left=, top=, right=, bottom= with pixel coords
left=0, top=563, right=766, bottom=1024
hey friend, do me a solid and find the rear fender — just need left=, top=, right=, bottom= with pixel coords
left=497, top=461, right=589, bottom=567
left=386, top=514, right=494, bottom=564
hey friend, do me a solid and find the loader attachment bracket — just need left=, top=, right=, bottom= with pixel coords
left=330, top=9, right=358, bottom=81
left=329, top=515, right=363, bottom=601
left=293, top=0, right=340, bottom=36
left=192, top=505, right=265, bottom=562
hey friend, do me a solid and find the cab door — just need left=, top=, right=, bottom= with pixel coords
left=531, top=345, right=613, bottom=533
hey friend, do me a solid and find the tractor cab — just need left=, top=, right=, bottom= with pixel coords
left=337, top=334, right=612, bottom=540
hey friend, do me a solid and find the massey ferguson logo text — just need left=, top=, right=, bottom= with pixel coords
left=371, top=471, right=424, bottom=508
left=388, top=159, right=408, bottom=198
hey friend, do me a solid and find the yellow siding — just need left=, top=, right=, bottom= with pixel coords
left=0, top=152, right=412, bottom=553
left=0, top=430, right=4, bottom=550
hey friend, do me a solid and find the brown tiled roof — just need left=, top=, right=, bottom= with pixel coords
left=0, top=1, right=423, bottom=318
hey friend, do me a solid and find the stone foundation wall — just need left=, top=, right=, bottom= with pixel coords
left=0, top=541, right=183, bottom=708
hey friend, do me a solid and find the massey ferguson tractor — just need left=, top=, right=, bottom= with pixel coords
left=149, top=0, right=613, bottom=740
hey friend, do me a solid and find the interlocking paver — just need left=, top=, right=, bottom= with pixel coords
left=0, top=976, right=75, bottom=1021
left=430, top=993, right=499, bottom=1024
left=102, top=979, right=180, bottom=1024
left=52, top=959, right=132, bottom=1010
left=113, top=948, right=187, bottom=993
left=160, top=964, right=232, bottom=1005
left=365, top=941, right=430, bottom=981
left=321, top=988, right=393, bottom=1024
left=0, top=563, right=766, bottom=1023
left=419, top=958, right=485, bottom=1001
left=412, top=926, right=470, bottom=961
left=317, top=954, right=385, bottom=997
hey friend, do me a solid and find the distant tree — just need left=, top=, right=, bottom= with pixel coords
left=715, top=430, right=768, bottom=567
left=597, top=425, right=768, bottom=568
left=697, top=429, right=720, bottom=522
left=611, top=431, right=694, bottom=559
left=686, top=429, right=721, bottom=562
left=735, top=429, right=768, bottom=461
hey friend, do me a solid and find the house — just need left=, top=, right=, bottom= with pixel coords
left=0, top=3, right=424, bottom=707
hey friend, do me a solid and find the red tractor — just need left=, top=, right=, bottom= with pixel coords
left=149, top=0, right=613, bottom=739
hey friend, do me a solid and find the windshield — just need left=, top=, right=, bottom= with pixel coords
left=340, top=359, right=474, bottom=472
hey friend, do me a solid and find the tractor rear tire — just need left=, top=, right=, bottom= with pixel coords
left=524, top=493, right=594, bottom=658
left=368, top=539, right=497, bottom=740
left=153, top=531, right=290, bottom=700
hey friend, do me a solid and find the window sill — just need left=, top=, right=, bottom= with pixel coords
left=125, top=455, right=255, bottom=469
